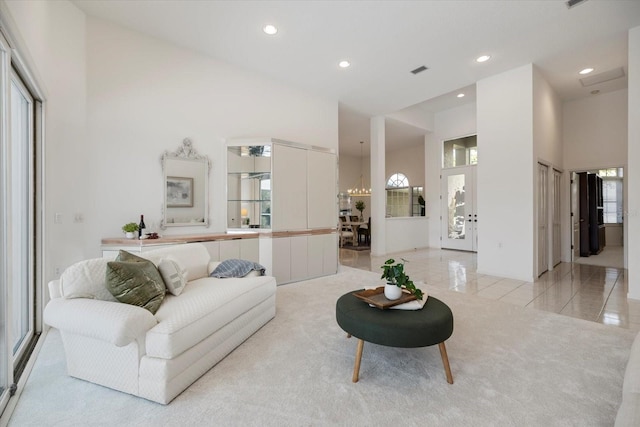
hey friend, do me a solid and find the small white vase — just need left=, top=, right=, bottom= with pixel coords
left=125, top=232, right=136, bottom=239
left=384, top=283, right=403, bottom=300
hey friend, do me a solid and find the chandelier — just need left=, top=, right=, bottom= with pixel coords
left=347, top=141, right=371, bottom=197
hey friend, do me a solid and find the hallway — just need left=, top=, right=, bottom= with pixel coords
left=340, top=247, right=640, bottom=331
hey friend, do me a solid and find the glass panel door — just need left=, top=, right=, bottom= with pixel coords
left=441, top=166, right=477, bottom=251
left=0, top=32, right=10, bottom=415
left=10, top=72, right=34, bottom=367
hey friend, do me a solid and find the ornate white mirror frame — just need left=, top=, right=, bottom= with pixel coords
left=161, top=138, right=211, bottom=229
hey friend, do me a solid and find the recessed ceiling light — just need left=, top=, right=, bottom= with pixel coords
left=476, top=55, right=491, bottom=63
left=339, top=60, right=351, bottom=68
left=579, top=67, right=594, bottom=75
left=457, top=93, right=465, bottom=98
left=263, top=24, right=278, bottom=35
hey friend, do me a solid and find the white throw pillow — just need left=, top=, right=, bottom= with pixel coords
left=60, top=258, right=117, bottom=302
left=157, top=256, right=188, bottom=296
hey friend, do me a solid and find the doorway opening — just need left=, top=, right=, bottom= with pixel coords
left=570, top=167, right=624, bottom=269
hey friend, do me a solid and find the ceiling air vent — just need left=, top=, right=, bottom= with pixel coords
left=566, top=0, right=589, bottom=9
left=411, top=65, right=428, bottom=75
left=580, top=67, right=625, bottom=87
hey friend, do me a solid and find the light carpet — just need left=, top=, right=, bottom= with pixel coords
left=8, top=267, right=636, bottom=426
left=574, top=246, right=624, bottom=269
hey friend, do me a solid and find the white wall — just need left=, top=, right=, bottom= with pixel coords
left=385, top=217, right=429, bottom=254
left=533, top=67, right=563, bottom=167
left=628, top=26, right=640, bottom=299
left=85, top=17, right=338, bottom=257
left=426, top=102, right=477, bottom=248
left=4, top=0, right=88, bottom=281
left=532, top=66, right=563, bottom=273
left=562, top=88, right=628, bottom=264
left=4, top=2, right=339, bottom=279
left=386, top=143, right=425, bottom=188
left=563, top=89, right=628, bottom=170
left=477, top=64, right=535, bottom=282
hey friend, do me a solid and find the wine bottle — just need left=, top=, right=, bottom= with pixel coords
left=139, top=215, right=146, bottom=238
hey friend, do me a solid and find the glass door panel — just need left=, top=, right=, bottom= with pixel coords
left=10, top=73, right=34, bottom=366
left=441, top=166, right=477, bottom=251
left=447, top=174, right=466, bottom=240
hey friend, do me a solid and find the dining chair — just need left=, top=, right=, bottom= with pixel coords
left=358, top=216, right=371, bottom=245
left=339, top=217, right=354, bottom=247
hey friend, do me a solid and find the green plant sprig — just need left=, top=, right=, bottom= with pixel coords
left=122, top=222, right=139, bottom=233
left=380, top=258, right=423, bottom=300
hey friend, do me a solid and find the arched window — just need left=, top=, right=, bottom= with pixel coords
left=386, top=173, right=410, bottom=217
left=386, top=173, right=409, bottom=188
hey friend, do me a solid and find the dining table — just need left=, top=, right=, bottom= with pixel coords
left=345, top=220, right=366, bottom=246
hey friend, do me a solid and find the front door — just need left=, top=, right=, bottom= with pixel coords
left=441, top=166, right=477, bottom=251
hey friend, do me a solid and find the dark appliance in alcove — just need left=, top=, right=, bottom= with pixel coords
left=578, top=172, right=605, bottom=257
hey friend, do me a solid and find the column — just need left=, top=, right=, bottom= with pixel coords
left=370, top=116, right=385, bottom=256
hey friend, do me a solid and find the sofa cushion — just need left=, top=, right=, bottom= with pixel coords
left=615, top=393, right=640, bottom=427
left=157, top=256, right=188, bottom=296
left=141, top=243, right=210, bottom=281
left=106, top=251, right=166, bottom=314
left=60, top=257, right=117, bottom=302
left=145, top=275, right=276, bottom=359
left=623, top=332, right=640, bottom=395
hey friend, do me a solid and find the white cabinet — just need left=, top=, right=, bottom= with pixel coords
left=269, top=232, right=337, bottom=285
left=201, top=239, right=260, bottom=263
left=272, top=144, right=308, bottom=231
left=290, top=235, right=309, bottom=282
left=227, top=138, right=338, bottom=285
left=307, top=150, right=337, bottom=229
left=271, top=237, right=291, bottom=283
left=227, top=138, right=337, bottom=232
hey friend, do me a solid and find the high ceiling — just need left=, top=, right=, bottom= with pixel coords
left=72, top=0, right=640, bottom=156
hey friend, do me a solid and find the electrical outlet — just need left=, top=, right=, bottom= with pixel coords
left=54, top=267, right=61, bottom=276
left=74, top=213, right=84, bottom=223
left=54, top=213, right=62, bottom=224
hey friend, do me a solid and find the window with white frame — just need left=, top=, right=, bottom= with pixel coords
left=598, top=168, right=623, bottom=224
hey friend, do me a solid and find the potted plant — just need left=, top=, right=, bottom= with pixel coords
left=380, top=258, right=423, bottom=301
left=122, top=222, right=139, bottom=239
left=355, top=200, right=366, bottom=221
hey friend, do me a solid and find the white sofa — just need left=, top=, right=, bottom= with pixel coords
left=617, top=331, right=640, bottom=425
left=43, top=243, right=277, bottom=404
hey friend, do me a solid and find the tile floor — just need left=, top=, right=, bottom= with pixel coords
left=339, top=247, right=640, bottom=332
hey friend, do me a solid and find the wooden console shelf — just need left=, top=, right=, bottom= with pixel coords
left=101, top=232, right=260, bottom=247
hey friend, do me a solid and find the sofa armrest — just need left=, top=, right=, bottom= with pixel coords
left=44, top=298, right=157, bottom=347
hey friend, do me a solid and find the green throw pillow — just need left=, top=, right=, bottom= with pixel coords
left=106, top=250, right=166, bottom=314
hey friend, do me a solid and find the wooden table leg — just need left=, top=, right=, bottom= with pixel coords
left=352, top=339, right=365, bottom=383
left=438, top=342, right=454, bottom=384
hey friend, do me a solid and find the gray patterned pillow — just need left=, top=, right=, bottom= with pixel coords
left=106, top=251, right=166, bottom=314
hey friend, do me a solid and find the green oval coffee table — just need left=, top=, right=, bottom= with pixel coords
left=336, top=290, right=454, bottom=384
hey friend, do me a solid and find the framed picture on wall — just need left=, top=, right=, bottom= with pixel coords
left=166, top=176, right=194, bottom=207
